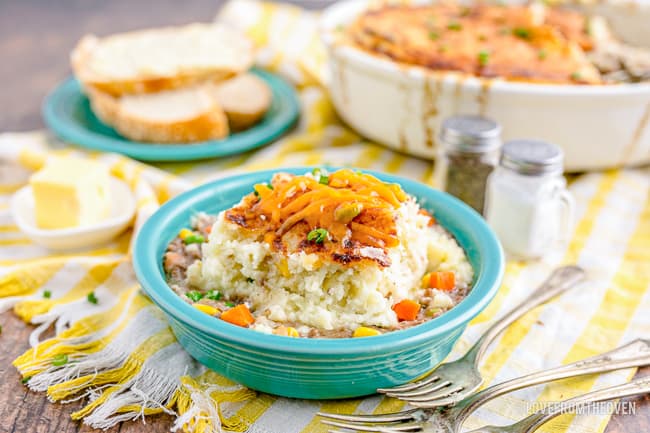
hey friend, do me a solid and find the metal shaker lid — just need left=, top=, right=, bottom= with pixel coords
left=439, top=115, right=502, bottom=153
left=501, top=139, right=564, bottom=176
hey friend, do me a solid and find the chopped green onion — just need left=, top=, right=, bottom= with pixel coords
left=428, top=31, right=439, bottom=40
left=21, top=376, right=32, bottom=384
left=225, top=301, right=236, bottom=308
left=87, top=292, right=98, bottom=305
left=439, top=45, right=449, bottom=53
left=570, top=72, right=582, bottom=81
left=184, top=234, right=205, bottom=245
left=447, top=22, right=462, bottom=31
left=246, top=278, right=255, bottom=283
left=186, top=291, right=204, bottom=302
left=312, top=168, right=329, bottom=185
left=426, top=307, right=443, bottom=317
left=43, top=290, right=51, bottom=299
left=253, top=189, right=260, bottom=197
left=512, top=27, right=531, bottom=40
left=478, top=50, right=490, bottom=67
left=538, top=49, right=547, bottom=60
left=52, top=354, right=68, bottom=366
left=307, top=228, right=329, bottom=244
left=205, top=290, right=222, bottom=301
left=334, top=202, right=363, bottom=223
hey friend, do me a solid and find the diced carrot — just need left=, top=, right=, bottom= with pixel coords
left=220, top=304, right=254, bottom=327
left=205, top=225, right=212, bottom=234
left=418, top=209, right=436, bottom=226
left=428, top=271, right=456, bottom=291
left=393, top=299, right=421, bottom=321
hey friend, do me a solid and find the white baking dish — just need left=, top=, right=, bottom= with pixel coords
left=320, top=0, right=650, bottom=172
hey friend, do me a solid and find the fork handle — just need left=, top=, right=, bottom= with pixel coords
left=510, top=376, right=650, bottom=433
left=467, top=265, right=586, bottom=365
left=456, top=339, right=650, bottom=420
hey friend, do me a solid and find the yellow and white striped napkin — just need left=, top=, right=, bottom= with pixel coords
left=1, top=1, right=649, bottom=433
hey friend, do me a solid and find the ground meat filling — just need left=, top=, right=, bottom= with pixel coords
left=164, top=214, right=215, bottom=287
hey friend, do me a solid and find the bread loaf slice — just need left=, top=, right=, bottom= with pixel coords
left=87, top=84, right=229, bottom=143
left=72, top=23, right=253, bottom=96
left=212, top=73, right=272, bottom=131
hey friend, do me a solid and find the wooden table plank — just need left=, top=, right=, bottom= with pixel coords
left=0, top=311, right=175, bottom=433
left=0, top=0, right=648, bottom=432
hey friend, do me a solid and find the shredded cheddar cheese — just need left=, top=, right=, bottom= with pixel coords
left=224, top=169, right=409, bottom=265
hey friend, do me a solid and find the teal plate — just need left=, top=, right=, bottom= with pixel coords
left=133, top=167, right=505, bottom=399
left=42, top=69, right=300, bottom=162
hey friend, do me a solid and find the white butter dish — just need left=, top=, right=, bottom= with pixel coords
left=10, top=177, right=136, bottom=251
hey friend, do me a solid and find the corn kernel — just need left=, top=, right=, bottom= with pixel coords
left=277, top=259, right=290, bottom=277
left=421, top=273, right=432, bottom=288
left=179, top=228, right=193, bottom=240
left=194, top=304, right=220, bottom=316
left=353, top=326, right=381, bottom=337
left=273, top=326, right=300, bottom=337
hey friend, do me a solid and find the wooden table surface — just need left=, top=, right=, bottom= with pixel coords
left=0, top=1, right=648, bottom=432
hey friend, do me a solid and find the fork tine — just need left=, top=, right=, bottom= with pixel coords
left=413, top=395, right=457, bottom=408
left=317, top=408, right=420, bottom=423
left=377, top=375, right=440, bottom=393
left=408, top=386, right=464, bottom=407
left=322, top=419, right=422, bottom=432
left=321, top=419, right=386, bottom=432
left=384, top=380, right=451, bottom=398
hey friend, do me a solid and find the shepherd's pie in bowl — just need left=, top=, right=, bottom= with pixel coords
left=133, top=167, right=504, bottom=399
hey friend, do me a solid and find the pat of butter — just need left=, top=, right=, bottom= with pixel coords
left=29, top=157, right=111, bottom=229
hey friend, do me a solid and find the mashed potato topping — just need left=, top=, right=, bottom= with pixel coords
left=164, top=169, right=474, bottom=338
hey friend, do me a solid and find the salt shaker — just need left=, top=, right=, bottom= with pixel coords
left=484, top=139, right=575, bottom=260
left=434, top=115, right=502, bottom=214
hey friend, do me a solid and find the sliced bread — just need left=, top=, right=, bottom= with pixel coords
left=87, top=84, right=229, bottom=143
left=72, top=23, right=253, bottom=96
left=212, top=73, right=272, bottom=131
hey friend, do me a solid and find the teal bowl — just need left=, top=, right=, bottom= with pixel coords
left=133, top=167, right=504, bottom=399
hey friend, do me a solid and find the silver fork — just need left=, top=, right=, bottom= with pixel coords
left=319, top=339, right=650, bottom=433
left=378, top=265, right=586, bottom=407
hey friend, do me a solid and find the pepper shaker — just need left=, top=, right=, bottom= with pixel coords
left=434, top=115, right=502, bottom=214
left=484, top=139, right=575, bottom=260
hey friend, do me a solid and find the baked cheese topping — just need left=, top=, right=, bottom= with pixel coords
left=345, top=3, right=601, bottom=84
left=224, top=169, right=426, bottom=267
